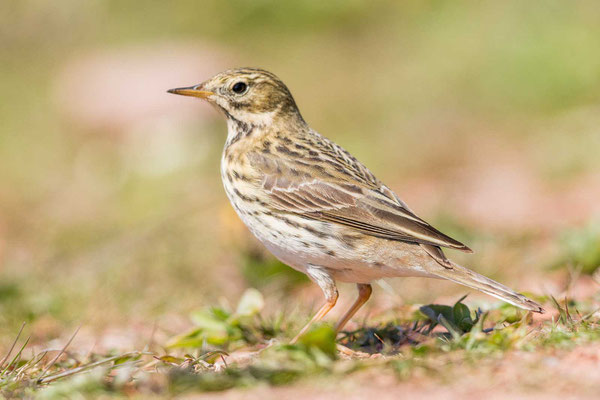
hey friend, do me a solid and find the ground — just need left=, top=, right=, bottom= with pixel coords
left=1, top=1, right=600, bottom=399
left=2, top=276, right=600, bottom=398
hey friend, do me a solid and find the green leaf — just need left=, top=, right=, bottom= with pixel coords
left=419, top=304, right=454, bottom=325
left=235, top=288, right=265, bottom=318
left=298, top=323, right=337, bottom=358
left=168, top=311, right=233, bottom=348
left=156, top=355, right=184, bottom=365
left=113, top=353, right=140, bottom=365
left=453, top=302, right=474, bottom=332
left=210, top=307, right=231, bottom=321
left=437, top=314, right=462, bottom=339
left=190, top=310, right=231, bottom=334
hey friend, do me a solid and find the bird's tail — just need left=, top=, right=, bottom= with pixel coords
left=432, top=261, right=544, bottom=313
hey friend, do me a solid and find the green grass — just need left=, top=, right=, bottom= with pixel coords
left=1, top=290, right=598, bottom=398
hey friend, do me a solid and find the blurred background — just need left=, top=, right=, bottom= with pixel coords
left=1, top=1, right=599, bottom=350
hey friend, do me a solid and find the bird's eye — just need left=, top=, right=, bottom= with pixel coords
left=231, top=81, right=247, bottom=94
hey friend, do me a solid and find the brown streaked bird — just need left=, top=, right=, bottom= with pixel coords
left=168, top=68, right=543, bottom=343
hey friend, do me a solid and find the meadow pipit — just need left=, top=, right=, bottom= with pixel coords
left=168, top=68, right=543, bottom=342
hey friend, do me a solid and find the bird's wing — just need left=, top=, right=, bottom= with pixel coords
left=246, top=151, right=471, bottom=252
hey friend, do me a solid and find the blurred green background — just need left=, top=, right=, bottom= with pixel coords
left=1, top=1, right=599, bottom=349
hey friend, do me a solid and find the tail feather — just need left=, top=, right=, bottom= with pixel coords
left=433, top=261, right=544, bottom=313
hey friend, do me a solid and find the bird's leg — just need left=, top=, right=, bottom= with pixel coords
left=290, top=265, right=338, bottom=344
left=290, top=294, right=337, bottom=344
left=335, top=283, right=372, bottom=333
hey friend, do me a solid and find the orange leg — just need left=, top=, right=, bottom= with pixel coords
left=335, top=283, right=372, bottom=333
left=290, top=294, right=338, bottom=344
left=291, top=265, right=338, bottom=344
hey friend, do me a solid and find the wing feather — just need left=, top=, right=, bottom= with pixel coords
left=246, top=151, right=472, bottom=252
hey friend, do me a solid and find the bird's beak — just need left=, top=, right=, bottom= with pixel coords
left=167, top=85, right=214, bottom=99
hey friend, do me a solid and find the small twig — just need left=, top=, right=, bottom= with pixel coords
left=373, top=332, right=385, bottom=345
left=564, top=296, right=573, bottom=323
left=37, top=325, right=81, bottom=381
left=20, top=351, right=48, bottom=374
left=412, top=320, right=419, bottom=331
left=1, top=335, right=30, bottom=378
left=38, top=352, right=152, bottom=384
left=0, top=322, right=26, bottom=370
left=141, top=358, right=161, bottom=371
left=581, top=307, right=600, bottom=321
left=220, top=354, right=228, bottom=369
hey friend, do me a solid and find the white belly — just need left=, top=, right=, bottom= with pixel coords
left=220, top=158, right=437, bottom=283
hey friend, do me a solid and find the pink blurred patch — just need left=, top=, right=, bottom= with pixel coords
left=394, top=134, right=600, bottom=233
left=53, top=42, right=232, bottom=132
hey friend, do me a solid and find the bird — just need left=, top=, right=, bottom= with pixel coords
left=168, top=67, right=544, bottom=343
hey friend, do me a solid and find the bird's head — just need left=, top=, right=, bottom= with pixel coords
left=168, top=68, right=304, bottom=128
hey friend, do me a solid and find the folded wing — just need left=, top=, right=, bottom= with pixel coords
left=247, top=151, right=472, bottom=252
